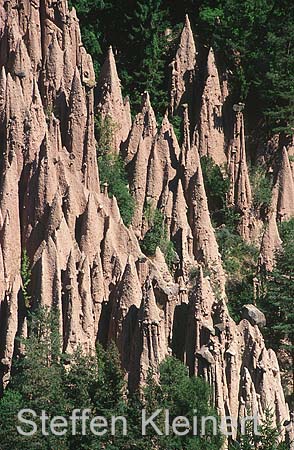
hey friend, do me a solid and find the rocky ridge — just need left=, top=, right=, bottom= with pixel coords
left=0, top=0, right=293, bottom=442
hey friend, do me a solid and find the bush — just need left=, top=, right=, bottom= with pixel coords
left=169, top=114, right=183, bottom=144
left=95, top=115, right=118, bottom=157
left=21, top=249, right=31, bottom=308
left=144, top=357, right=224, bottom=449
left=141, top=208, right=178, bottom=271
left=216, top=226, right=259, bottom=322
left=249, top=166, right=272, bottom=209
left=259, top=219, right=294, bottom=379
left=95, top=113, right=135, bottom=226
left=98, top=153, right=135, bottom=226
left=188, top=266, right=200, bottom=282
left=200, top=156, right=230, bottom=226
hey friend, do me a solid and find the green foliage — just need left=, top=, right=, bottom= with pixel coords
left=119, top=0, right=171, bottom=113
left=199, top=157, right=259, bottom=321
left=98, top=153, right=135, bottom=226
left=0, top=307, right=68, bottom=449
left=70, top=0, right=176, bottom=114
left=188, top=266, right=200, bottom=283
left=96, top=114, right=135, bottom=226
left=95, top=115, right=118, bottom=157
left=249, top=166, right=272, bottom=209
left=0, top=390, right=28, bottom=450
left=169, top=114, right=183, bottom=144
left=200, top=156, right=230, bottom=226
left=21, top=249, right=31, bottom=308
left=0, top=310, right=225, bottom=449
left=259, top=219, right=294, bottom=408
left=278, top=217, right=294, bottom=244
left=71, top=0, right=294, bottom=134
left=198, top=0, right=294, bottom=135
left=260, top=219, right=294, bottom=359
left=141, top=208, right=164, bottom=257
left=68, top=0, right=108, bottom=76
left=141, top=207, right=177, bottom=271
left=216, top=226, right=259, bottom=321
left=230, top=408, right=289, bottom=450
left=0, top=308, right=128, bottom=450
left=143, top=357, right=224, bottom=449
left=95, top=342, right=126, bottom=413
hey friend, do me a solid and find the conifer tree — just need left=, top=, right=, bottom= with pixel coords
left=144, top=357, right=224, bottom=449
left=230, top=408, right=289, bottom=450
left=120, top=0, right=171, bottom=113
left=0, top=307, right=68, bottom=449
left=260, top=219, right=294, bottom=402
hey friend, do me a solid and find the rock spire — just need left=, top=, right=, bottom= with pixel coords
left=96, top=46, right=132, bottom=153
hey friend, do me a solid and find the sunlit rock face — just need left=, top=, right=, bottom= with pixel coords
left=0, top=2, right=291, bottom=442
left=96, top=46, right=131, bottom=154
left=194, top=48, right=227, bottom=166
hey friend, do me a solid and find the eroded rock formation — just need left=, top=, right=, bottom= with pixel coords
left=272, top=146, right=294, bottom=221
left=96, top=46, right=132, bottom=154
left=169, top=14, right=197, bottom=121
left=227, top=109, right=253, bottom=240
left=194, top=48, right=226, bottom=166
left=0, top=1, right=292, bottom=442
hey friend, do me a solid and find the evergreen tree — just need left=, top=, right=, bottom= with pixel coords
left=231, top=408, right=289, bottom=450
left=143, top=357, right=224, bottom=449
left=0, top=390, right=25, bottom=450
left=68, top=0, right=109, bottom=76
left=0, top=307, right=68, bottom=449
left=64, top=349, right=98, bottom=450
left=260, top=219, right=294, bottom=403
left=260, top=1, right=294, bottom=136
left=98, top=151, right=135, bottom=226
left=197, top=0, right=294, bottom=137
left=120, top=0, right=171, bottom=113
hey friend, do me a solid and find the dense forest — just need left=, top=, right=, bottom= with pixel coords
left=0, top=309, right=288, bottom=449
left=70, top=0, right=294, bottom=138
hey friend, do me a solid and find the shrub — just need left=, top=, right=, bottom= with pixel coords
left=21, top=249, right=31, bottom=308
left=141, top=208, right=178, bottom=271
left=259, top=219, right=294, bottom=396
left=188, top=266, right=200, bottom=282
left=95, top=113, right=135, bottom=226
left=200, top=156, right=230, bottom=226
left=249, top=166, right=272, bottom=209
left=95, top=115, right=118, bottom=157
left=169, top=114, right=183, bottom=144
left=216, top=226, right=259, bottom=322
left=98, top=153, right=135, bottom=226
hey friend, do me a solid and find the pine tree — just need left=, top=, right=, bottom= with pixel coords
left=262, top=1, right=294, bottom=136
left=0, top=390, right=25, bottom=450
left=64, top=350, right=98, bottom=450
left=260, top=220, right=294, bottom=353
left=231, top=408, right=289, bottom=450
left=68, top=0, right=110, bottom=76
left=120, top=0, right=171, bottom=113
left=0, top=307, right=68, bottom=449
left=143, top=357, right=224, bottom=449
left=198, top=0, right=294, bottom=137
